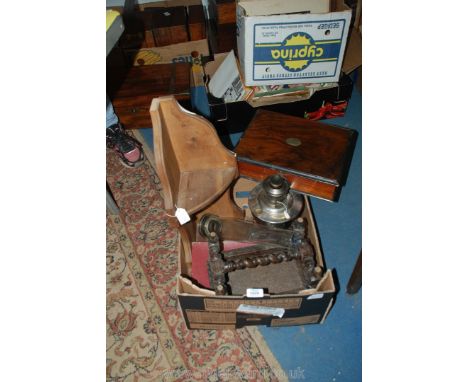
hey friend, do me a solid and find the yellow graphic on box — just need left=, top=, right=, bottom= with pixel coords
left=131, top=50, right=162, bottom=65
left=270, top=33, right=324, bottom=72
left=254, top=32, right=341, bottom=72
left=273, top=33, right=322, bottom=71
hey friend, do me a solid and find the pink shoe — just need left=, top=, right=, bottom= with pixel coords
left=106, top=124, right=144, bottom=168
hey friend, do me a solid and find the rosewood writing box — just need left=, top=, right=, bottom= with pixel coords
left=107, top=63, right=191, bottom=129
left=235, top=109, right=357, bottom=201
left=144, top=6, right=189, bottom=47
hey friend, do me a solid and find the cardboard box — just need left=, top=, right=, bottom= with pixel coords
left=196, top=17, right=360, bottom=123
left=191, top=51, right=350, bottom=112
left=150, top=96, right=337, bottom=330
left=190, top=52, right=353, bottom=147
left=206, top=51, right=253, bottom=103
left=236, top=0, right=352, bottom=85
left=124, top=39, right=210, bottom=66
left=176, top=178, right=336, bottom=330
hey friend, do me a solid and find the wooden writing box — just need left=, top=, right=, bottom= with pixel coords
left=114, top=10, right=156, bottom=49
left=144, top=6, right=189, bottom=47
left=187, top=5, right=206, bottom=41
left=107, top=63, right=191, bottom=129
left=216, top=0, right=236, bottom=25
left=150, top=96, right=336, bottom=329
left=235, top=109, right=357, bottom=201
left=214, top=23, right=237, bottom=54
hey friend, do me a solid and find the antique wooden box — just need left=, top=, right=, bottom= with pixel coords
left=118, top=7, right=196, bottom=49
left=235, top=109, right=357, bottom=201
left=150, top=96, right=336, bottom=330
left=107, top=63, right=191, bottom=129
left=215, top=0, right=236, bottom=25
left=144, top=6, right=189, bottom=46
left=187, top=5, right=206, bottom=41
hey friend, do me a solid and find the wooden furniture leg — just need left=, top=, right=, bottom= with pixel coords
left=346, top=250, right=361, bottom=294
left=106, top=183, right=120, bottom=215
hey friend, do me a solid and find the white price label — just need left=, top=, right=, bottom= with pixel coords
left=175, top=207, right=191, bottom=225
left=237, top=304, right=285, bottom=318
left=246, top=288, right=264, bottom=298
left=307, top=293, right=324, bottom=300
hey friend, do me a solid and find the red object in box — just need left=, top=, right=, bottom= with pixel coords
left=305, top=100, right=348, bottom=120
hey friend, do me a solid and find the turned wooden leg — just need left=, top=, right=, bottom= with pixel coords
left=106, top=183, right=119, bottom=215
left=347, top=250, right=362, bottom=294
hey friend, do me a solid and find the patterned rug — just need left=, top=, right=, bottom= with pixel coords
left=106, top=140, right=287, bottom=382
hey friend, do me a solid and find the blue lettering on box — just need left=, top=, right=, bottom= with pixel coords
left=254, top=32, right=341, bottom=72
left=252, top=19, right=346, bottom=81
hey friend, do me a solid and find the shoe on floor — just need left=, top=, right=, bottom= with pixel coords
left=106, top=123, right=145, bottom=168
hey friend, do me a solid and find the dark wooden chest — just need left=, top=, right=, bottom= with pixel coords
left=188, top=5, right=206, bottom=41
left=144, top=6, right=189, bottom=46
left=235, top=109, right=357, bottom=201
left=107, top=63, right=191, bottom=129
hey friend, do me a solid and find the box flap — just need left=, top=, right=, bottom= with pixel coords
left=208, top=51, right=236, bottom=98
left=238, top=0, right=330, bottom=17
left=126, top=39, right=209, bottom=66
left=342, top=27, right=362, bottom=74
left=205, top=53, right=231, bottom=77
left=206, top=50, right=253, bottom=103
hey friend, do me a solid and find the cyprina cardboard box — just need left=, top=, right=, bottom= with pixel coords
left=236, top=0, right=352, bottom=85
